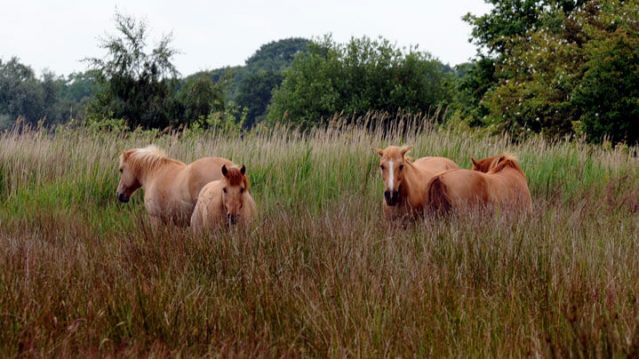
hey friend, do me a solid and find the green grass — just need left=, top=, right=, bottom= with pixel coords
left=0, top=119, right=638, bottom=357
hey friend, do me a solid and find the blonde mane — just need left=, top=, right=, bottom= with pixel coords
left=121, top=145, right=183, bottom=172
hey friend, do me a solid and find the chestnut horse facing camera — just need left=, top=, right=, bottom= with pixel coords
left=116, top=145, right=234, bottom=226
left=427, top=154, right=533, bottom=214
left=190, top=164, right=256, bottom=231
left=376, top=145, right=459, bottom=220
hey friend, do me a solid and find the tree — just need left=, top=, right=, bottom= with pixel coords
left=474, top=0, right=639, bottom=143
left=176, top=73, right=225, bottom=125
left=453, top=58, right=496, bottom=125
left=86, top=12, right=179, bottom=128
left=267, top=36, right=453, bottom=127
left=236, top=70, right=283, bottom=128
left=244, top=38, right=310, bottom=72
left=0, top=57, right=45, bottom=128
left=229, top=38, right=310, bottom=127
left=458, top=0, right=589, bottom=135
left=571, top=0, right=639, bottom=143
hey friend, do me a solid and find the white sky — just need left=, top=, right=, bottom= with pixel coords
left=0, top=0, right=491, bottom=77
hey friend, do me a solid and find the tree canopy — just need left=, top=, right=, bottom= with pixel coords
left=460, top=0, right=639, bottom=144
left=267, top=36, right=453, bottom=127
left=86, top=12, right=179, bottom=129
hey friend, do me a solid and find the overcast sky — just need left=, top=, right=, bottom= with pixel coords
left=0, top=0, right=491, bottom=77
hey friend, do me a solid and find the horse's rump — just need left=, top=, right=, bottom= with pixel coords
left=427, top=175, right=451, bottom=214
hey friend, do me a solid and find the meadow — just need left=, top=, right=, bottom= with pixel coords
left=1, top=114, right=638, bottom=357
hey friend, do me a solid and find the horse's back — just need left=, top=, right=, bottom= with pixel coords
left=414, top=156, right=458, bottom=169
left=413, top=156, right=459, bottom=178
left=428, top=168, right=490, bottom=209
left=185, top=157, right=235, bottom=201
left=432, top=167, right=532, bottom=213
left=486, top=168, right=533, bottom=212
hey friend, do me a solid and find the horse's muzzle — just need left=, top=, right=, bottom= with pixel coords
left=384, top=190, right=400, bottom=206
left=117, top=192, right=130, bottom=203
left=227, top=214, right=239, bottom=225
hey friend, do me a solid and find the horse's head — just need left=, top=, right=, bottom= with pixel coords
left=116, top=150, right=141, bottom=203
left=472, top=154, right=522, bottom=174
left=471, top=156, right=499, bottom=173
left=221, top=164, right=249, bottom=225
left=375, top=145, right=413, bottom=206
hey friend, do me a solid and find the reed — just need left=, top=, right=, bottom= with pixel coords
left=0, top=116, right=638, bottom=357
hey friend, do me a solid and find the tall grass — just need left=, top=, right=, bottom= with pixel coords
left=0, top=117, right=638, bottom=357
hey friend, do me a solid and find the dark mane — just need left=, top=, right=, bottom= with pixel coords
left=224, top=167, right=249, bottom=188
left=489, top=154, right=525, bottom=176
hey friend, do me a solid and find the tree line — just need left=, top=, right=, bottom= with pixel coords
left=1, top=1, right=638, bottom=144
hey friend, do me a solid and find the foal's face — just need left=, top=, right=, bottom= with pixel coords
left=376, top=146, right=412, bottom=206
left=116, top=152, right=141, bottom=203
left=221, top=165, right=248, bottom=225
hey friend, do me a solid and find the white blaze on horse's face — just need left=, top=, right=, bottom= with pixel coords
left=376, top=145, right=412, bottom=207
left=116, top=151, right=141, bottom=203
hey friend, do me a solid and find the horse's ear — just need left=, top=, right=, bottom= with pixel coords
left=471, top=158, right=479, bottom=168
left=221, top=164, right=228, bottom=177
left=240, top=165, right=246, bottom=175
left=122, top=150, right=133, bottom=161
left=400, top=145, right=413, bottom=157
left=375, top=148, right=384, bottom=157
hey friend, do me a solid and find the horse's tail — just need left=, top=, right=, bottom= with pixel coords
left=428, top=175, right=451, bottom=215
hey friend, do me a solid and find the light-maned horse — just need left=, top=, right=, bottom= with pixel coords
left=427, top=154, right=533, bottom=214
left=376, top=145, right=459, bottom=220
left=191, top=164, right=256, bottom=231
left=116, top=145, right=234, bottom=226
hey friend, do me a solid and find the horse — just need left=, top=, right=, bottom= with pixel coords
left=116, top=145, right=234, bottom=226
left=190, top=164, right=257, bottom=231
left=375, top=145, right=459, bottom=220
left=427, top=154, right=533, bottom=214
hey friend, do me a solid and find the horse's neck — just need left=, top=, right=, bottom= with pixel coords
left=136, top=160, right=182, bottom=186
left=399, top=164, right=425, bottom=207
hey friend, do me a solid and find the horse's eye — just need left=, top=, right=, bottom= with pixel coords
left=119, top=168, right=123, bottom=173
left=240, top=188, right=245, bottom=193
left=380, top=165, right=385, bottom=170
left=223, top=188, right=227, bottom=193
left=399, top=164, right=404, bottom=171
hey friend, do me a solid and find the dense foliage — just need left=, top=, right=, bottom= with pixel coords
left=0, top=58, right=97, bottom=129
left=85, top=13, right=179, bottom=129
left=235, top=38, right=309, bottom=127
left=462, top=0, right=639, bottom=144
left=2, top=3, right=638, bottom=142
left=1, top=123, right=638, bottom=356
left=267, top=36, right=453, bottom=127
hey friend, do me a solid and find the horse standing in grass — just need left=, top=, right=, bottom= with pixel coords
left=191, top=164, right=256, bottom=231
left=427, top=154, right=533, bottom=214
left=116, top=145, right=234, bottom=226
left=376, top=145, right=459, bottom=220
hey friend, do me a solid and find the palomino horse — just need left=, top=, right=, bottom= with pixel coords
left=427, top=154, right=533, bottom=214
left=376, top=145, right=459, bottom=220
left=116, top=145, right=233, bottom=226
left=191, top=164, right=256, bottom=231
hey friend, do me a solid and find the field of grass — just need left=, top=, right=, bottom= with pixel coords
left=1, top=117, right=639, bottom=357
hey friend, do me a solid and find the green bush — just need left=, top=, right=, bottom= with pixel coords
left=267, top=36, right=453, bottom=128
